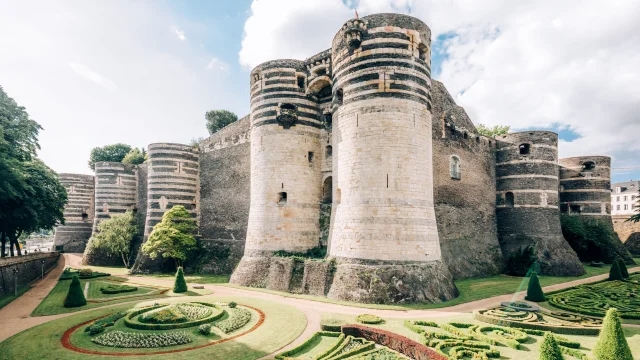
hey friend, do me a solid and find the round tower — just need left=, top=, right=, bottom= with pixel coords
left=53, top=173, right=95, bottom=252
left=495, top=131, right=584, bottom=276
left=230, top=59, right=323, bottom=286
left=326, top=14, right=457, bottom=303
left=82, top=162, right=137, bottom=265
left=558, top=156, right=611, bottom=216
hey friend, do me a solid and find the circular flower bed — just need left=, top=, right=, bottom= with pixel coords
left=124, top=302, right=224, bottom=330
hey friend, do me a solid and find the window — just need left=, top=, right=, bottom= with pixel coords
left=624, top=204, right=629, bottom=210
left=582, top=161, right=595, bottom=171
left=617, top=205, right=621, bottom=210
left=570, top=205, right=582, bottom=214
left=315, top=68, right=327, bottom=76
left=324, top=113, right=332, bottom=129
left=560, top=204, right=569, bottom=213
left=519, top=144, right=530, bottom=155
left=308, top=151, right=314, bottom=163
left=616, top=187, right=621, bottom=193
left=325, top=145, right=332, bottom=158
left=322, top=177, right=332, bottom=204
left=450, top=156, right=461, bottom=180
left=81, top=212, right=88, bottom=222
left=624, top=196, right=627, bottom=201
left=297, top=75, right=305, bottom=89
left=277, top=192, right=287, bottom=205
left=617, top=196, right=620, bottom=202
left=463, top=132, right=468, bottom=139
left=505, top=192, right=515, bottom=208
left=335, top=89, right=344, bottom=105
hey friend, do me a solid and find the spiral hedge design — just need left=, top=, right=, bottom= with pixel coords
left=546, top=276, right=640, bottom=320
left=124, top=302, right=224, bottom=330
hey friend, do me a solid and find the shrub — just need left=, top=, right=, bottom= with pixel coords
left=609, top=261, right=623, bottom=281
left=198, top=323, right=211, bottom=335
left=356, top=314, right=383, bottom=324
left=87, top=324, right=105, bottom=335
left=91, top=330, right=192, bottom=348
left=505, top=245, right=537, bottom=276
left=214, top=307, right=252, bottom=334
left=593, top=308, right=633, bottom=360
left=139, top=306, right=187, bottom=324
left=78, top=268, right=93, bottom=276
left=174, top=267, right=188, bottom=293
left=525, top=272, right=546, bottom=302
left=85, top=311, right=127, bottom=333
left=539, top=333, right=564, bottom=360
left=321, top=318, right=347, bottom=332
left=616, top=259, right=629, bottom=278
left=100, top=284, right=137, bottom=294
left=63, top=275, right=87, bottom=308
left=228, top=301, right=237, bottom=308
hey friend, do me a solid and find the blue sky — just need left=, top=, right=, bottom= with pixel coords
left=0, top=0, right=638, bottom=183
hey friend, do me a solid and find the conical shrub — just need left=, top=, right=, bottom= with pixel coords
left=609, top=261, right=623, bottom=281
left=173, top=266, right=188, bottom=293
left=539, top=333, right=564, bottom=360
left=593, top=308, right=633, bottom=360
left=525, top=272, right=545, bottom=302
left=63, top=275, right=87, bottom=308
left=616, top=259, right=629, bottom=278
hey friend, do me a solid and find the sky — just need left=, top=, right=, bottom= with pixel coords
left=0, top=0, right=638, bottom=183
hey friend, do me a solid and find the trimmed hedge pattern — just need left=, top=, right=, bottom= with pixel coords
left=356, top=314, right=383, bottom=325
left=214, top=307, right=252, bottom=334
left=275, top=331, right=343, bottom=359
left=124, top=303, right=224, bottom=330
left=100, top=284, right=138, bottom=294
left=547, top=279, right=640, bottom=319
left=60, top=267, right=110, bottom=280
left=341, top=325, right=448, bottom=360
left=91, top=330, right=192, bottom=348
left=321, top=318, right=347, bottom=332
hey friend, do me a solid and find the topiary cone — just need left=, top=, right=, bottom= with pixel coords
left=64, top=275, right=87, bottom=308
left=525, top=272, right=545, bottom=302
left=609, top=261, right=623, bottom=281
left=538, top=333, right=564, bottom=360
left=616, top=259, right=629, bottom=278
left=593, top=308, right=633, bottom=360
left=173, top=266, right=188, bottom=293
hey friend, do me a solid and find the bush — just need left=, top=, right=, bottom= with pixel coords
left=87, top=324, right=105, bottom=335
left=616, top=259, right=629, bottom=278
left=198, top=323, right=211, bottom=335
left=228, top=301, right=237, bottom=308
left=214, top=307, right=252, bottom=334
left=85, top=311, right=127, bottom=334
left=100, top=284, right=137, bottom=294
left=356, top=314, right=383, bottom=324
left=525, top=272, right=546, bottom=302
left=63, top=275, right=87, bottom=308
left=78, top=268, right=93, bottom=277
left=593, top=308, right=633, bottom=360
left=539, top=333, right=563, bottom=360
left=91, top=330, right=192, bottom=348
left=609, top=261, right=623, bottom=281
left=560, top=215, right=634, bottom=264
left=174, top=267, right=188, bottom=293
left=505, top=245, right=537, bottom=276
left=321, top=318, right=347, bottom=332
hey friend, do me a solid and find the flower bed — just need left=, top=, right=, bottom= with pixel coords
left=91, top=330, right=192, bottom=348
left=124, top=302, right=224, bottom=330
left=214, top=307, right=252, bottom=334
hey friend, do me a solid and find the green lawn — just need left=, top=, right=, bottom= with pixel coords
left=0, top=286, right=31, bottom=310
left=132, top=273, right=230, bottom=284
left=86, top=280, right=155, bottom=300
left=1, top=296, right=307, bottom=360
left=31, top=276, right=208, bottom=316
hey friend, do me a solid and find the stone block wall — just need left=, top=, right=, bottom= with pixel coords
left=559, top=156, right=612, bottom=216
left=0, top=252, right=59, bottom=297
left=53, top=174, right=95, bottom=253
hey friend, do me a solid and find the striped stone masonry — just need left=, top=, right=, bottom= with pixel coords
left=53, top=173, right=95, bottom=252
left=558, top=156, right=612, bottom=216
left=93, top=162, right=138, bottom=231
left=144, top=143, right=200, bottom=236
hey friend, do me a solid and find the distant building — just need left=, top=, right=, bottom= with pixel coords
left=611, top=180, right=639, bottom=215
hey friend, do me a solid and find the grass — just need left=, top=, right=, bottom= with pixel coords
left=31, top=276, right=208, bottom=316
left=132, top=273, right=230, bottom=284
left=0, top=296, right=307, bottom=360
left=87, top=280, right=154, bottom=299
left=0, top=286, right=31, bottom=310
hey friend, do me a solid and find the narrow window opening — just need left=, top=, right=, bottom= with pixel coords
left=570, top=204, right=582, bottom=214
left=315, top=68, right=327, bottom=76
left=386, top=174, right=389, bottom=188
left=297, top=76, right=305, bottom=89
left=281, top=183, right=283, bottom=189
left=324, top=113, right=332, bottom=129
left=582, top=161, right=595, bottom=171
left=505, top=192, right=515, bottom=208
left=280, top=103, right=296, bottom=111
left=476, top=136, right=480, bottom=143
left=308, top=151, right=314, bottom=163
left=450, top=156, right=461, bottom=180
left=463, top=132, right=468, bottom=139
left=278, top=192, right=287, bottom=205
left=322, top=177, right=332, bottom=204
left=335, top=89, right=344, bottom=105
left=519, top=143, right=530, bottom=155
left=418, top=44, right=428, bottom=61
left=81, top=212, right=88, bottom=222
left=326, top=145, right=332, bottom=158
left=488, top=140, right=492, bottom=147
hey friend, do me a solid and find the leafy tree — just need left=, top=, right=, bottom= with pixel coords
left=525, top=272, right=545, bottom=302
left=121, top=148, right=146, bottom=165
left=88, top=143, right=132, bottom=170
left=205, top=110, right=238, bottom=134
left=593, top=308, right=633, bottom=360
left=142, top=205, right=197, bottom=268
left=91, top=210, right=137, bottom=267
left=173, top=267, right=188, bottom=293
left=539, top=333, right=564, bottom=360
left=608, top=260, right=623, bottom=281
left=476, top=123, right=510, bottom=138
left=63, top=275, right=87, bottom=308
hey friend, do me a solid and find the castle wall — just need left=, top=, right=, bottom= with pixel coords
left=613, top=215, right=640, bottom=243
left=198, top=116, right=251, bottom=274
left=495, top=131, right=584, bottom=275
left=430, top=80, right=503, bottom=279
left=53, top=173, right=95, bottom=253
left=558, top=156, right=611, bottom=217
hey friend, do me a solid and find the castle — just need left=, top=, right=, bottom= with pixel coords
left=54, top=13, right=626, bottom=304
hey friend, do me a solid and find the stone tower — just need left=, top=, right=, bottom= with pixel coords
left=53, top=173, right=95, bottom=252
left=495, top=131, right=584, bottom=275
left=230, top=59, right=324, bottom=285
left=325, top=14, right=456, bottom=303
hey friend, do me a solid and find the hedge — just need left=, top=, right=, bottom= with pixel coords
left=123, top=303, right=224, bottom=330
left=355, top=314, right=383, bottom=325
left=100, top=284, right=137, bottom=294
left=472, top=311, right=601, bottom=336
left=320, top=318, right=347, bottom=332
left=274, top=331, right=343, bottom=360
left=64, top=275, right=87, bottom=308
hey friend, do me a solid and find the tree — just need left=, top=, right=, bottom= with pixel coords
left=539, top=333, right=564, bottom=360
left=91, top=210, right=137, bottom=267
left=121, top=148, right=146, bottom=165
left=609, top=260, right=623, bottom=281
left=88, top=143, right=132, bottom=170
left=476, top=123, right=510, bottom=138
left=593, top=308, right=633, bottom=360
left=174, top=267, right=188, bottom=293
left=616, top=259, right=629, bottom=278
left=63, top=275, right=87, bottom=308
left=525, top=272, right=546, bottom=302
left=142, top=205, right=197, bottom=268
left=205, top=110, right=238, bottom=134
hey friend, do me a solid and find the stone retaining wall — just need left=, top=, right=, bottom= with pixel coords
left=0, top=252, right=59, bottom=297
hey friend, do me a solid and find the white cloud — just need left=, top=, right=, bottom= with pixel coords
left=239, top=0, right=640, bottom=175
left=206, top=58, right=227, bottom=71
left=68, top=62, right=117, bottom=90
left=171, top=25, right=187, bottom=41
